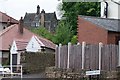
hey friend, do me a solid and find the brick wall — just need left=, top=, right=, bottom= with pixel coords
left=108, top=32, right=120, bottom=44
left=77, top=16, right=108, bottom=44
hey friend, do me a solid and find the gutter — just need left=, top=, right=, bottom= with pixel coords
left=111, top=0, right=120, bottom=5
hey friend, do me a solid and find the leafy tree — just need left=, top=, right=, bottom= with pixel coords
left=31, top=27, right=53, bottom=41
left=53, top=21, right=73, bottom=45
left=61, top=2, right=100, bottom=34
left=71, top=35, right=77, bottom=44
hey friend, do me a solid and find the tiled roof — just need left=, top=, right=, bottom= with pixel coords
left=0, top=11, right=18, bottom=23
left=15, top=39, right=28, bottom=51
left=79, top=15, right=120, bottom=32
left=37, top=36, right=56, bottom=49
left=0, top=24, right=55, bottom=51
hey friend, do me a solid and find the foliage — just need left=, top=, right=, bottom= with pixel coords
left=61, top=2, right=100, bottom=34
left=31, top=2, right=100, bottom=45
left=53, top=21, right=73, bottom=45
left=23, top=52, right=55, bottom=73
left=71, top=35, right=77, bottom=44
left=31, top=27, right=53, bottom=41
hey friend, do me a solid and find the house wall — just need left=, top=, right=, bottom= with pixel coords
left=44, top=48, right=55, bottom=53
left=0, top=22, right=7, bottom=31
left=0, top=51, right=2, bottom=64
left=77, top=16, right=108, bottom=44
left=107, top=32, right=120, bottom=44
left=26, top=36, right=41, bottom=52
left=2, top=51, right=9, bottom=65
left=101, top=1, right=120, bottom=19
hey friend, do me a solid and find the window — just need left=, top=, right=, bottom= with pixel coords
left=36, top=22, right=40, bottom=27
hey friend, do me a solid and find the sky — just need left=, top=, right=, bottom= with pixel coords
left=0, top=0, right=61, bottom=20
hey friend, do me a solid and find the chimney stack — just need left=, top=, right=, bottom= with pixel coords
left=19, top=17, right=24, bottom=34
left=37, top=5, right=40, bottom=15
left=41, top=9, right=45, bottom=27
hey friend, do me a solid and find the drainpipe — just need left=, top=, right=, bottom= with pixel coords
left=104, top=0, right=108, bottom=18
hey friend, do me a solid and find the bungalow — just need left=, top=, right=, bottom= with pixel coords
left=0, top=17, right=56, bottom=65
left=77, top=15, right=120, bottom=44
left=0, top=11, right=18, bottom=30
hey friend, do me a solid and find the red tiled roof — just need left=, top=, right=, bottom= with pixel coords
left=0, top=24, right=55, bottom=51
left=15, top=39, right=28, bottom=50
left=0, top=11, right=18, bottom=23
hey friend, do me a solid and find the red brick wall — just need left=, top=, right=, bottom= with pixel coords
left=108, top=32, right=120, bottom=44
left=77, top=16, right=108, bottom=44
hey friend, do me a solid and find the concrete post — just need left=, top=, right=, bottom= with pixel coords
left=118, top=41, right=120, bottom=66
left=99, top=42, right=103, bottom=70
left=58, top=44, right=62, bottom=68
left=67, top=42, right=71, bottom=69
left=82, top=42, right=86, bottom=69
left=55, top=45, right=58, bottom=68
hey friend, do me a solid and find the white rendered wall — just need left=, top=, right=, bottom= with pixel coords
left=101, top=0, right=120, bottom=19
left=26, top=36, right=42, bottom=52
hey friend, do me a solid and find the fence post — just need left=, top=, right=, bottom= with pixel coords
left=99, top=42, right=103, bottom=70
left=55, top=45, right=58, bottom=68
left=67, top=42, right=71, bottom=69
left=58, top=44, right=62, bottom=68
left=82, top=42, right=86, bottom=69
left=119, top=41, right=120, bottom=66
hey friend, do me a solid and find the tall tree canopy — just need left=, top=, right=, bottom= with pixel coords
left=31, top=2, right=100, bottom=45
left=61, top=2, right=100, bottom=35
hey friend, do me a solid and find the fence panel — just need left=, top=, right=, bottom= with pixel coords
left=60, top=45, right=68, bottom=69
left=56, top=43, right=119, bottom=71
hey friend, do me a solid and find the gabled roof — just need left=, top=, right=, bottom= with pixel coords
left=15, top=39, right=28, bottom=51
left=24, top=12, right=56, bottom=22
left=0, top=24, right=55, bottom=51
left=0, top=11, right=18, bottom=23
left=23, top=13, right=37, bottom=22
left=45, top=13, right=56, bottom=21
left=79, top=15, right=120, bottom=32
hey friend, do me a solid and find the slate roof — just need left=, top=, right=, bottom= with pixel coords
left=79, top=15, right=120, bottom=32
left=24, top=12, right=55, bottom=22
left=0, top=11, right=18, bottom=23
left=45, top=13, right=55, bottom=21
left=0, top=24, right=56, bottom=51
left=23, top=13, right=36, bottom=22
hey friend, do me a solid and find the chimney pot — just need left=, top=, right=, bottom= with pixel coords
left=41, top=9, right=45, bottom=13
left=37, top=5, right=40, bottom=15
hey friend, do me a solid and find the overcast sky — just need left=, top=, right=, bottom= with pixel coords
left=0, top=0, right=61, bottom=20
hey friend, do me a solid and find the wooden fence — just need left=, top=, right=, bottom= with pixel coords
left=55, top=42, right=119, bottom=71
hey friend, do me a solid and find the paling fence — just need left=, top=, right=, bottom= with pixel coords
left=55, top=42, right=120, bottom=71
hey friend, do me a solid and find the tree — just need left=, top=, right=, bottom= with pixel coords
left=61, top=2, right=100, bottom=35
left=31, top=27, right=53, bottom=41
left=53, top=21, right=73, bottom=45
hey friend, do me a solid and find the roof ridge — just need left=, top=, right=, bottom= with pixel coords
left=0, top=24, right=16, bottom=37
left=0, top=11, right=18, bottom=22
left=79, top=15, right=120, bottom=20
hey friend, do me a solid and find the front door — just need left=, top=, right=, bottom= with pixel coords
left=12, top=54, right=17, bottom=72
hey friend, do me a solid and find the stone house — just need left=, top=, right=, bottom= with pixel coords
left=23, top=5, right=58, bottom=32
